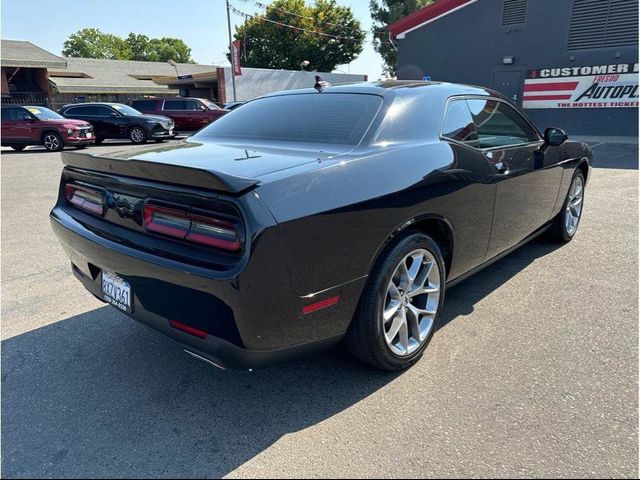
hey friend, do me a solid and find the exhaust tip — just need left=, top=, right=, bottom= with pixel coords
left=184, top=350, right=226, bottom=371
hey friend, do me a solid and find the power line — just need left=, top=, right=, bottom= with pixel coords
left=230, top=3, right=394, bottom=45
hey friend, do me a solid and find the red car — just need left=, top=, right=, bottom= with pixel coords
left=1, top=105, right=94, bottom=152
left=131, top=97, right=228, bottom=132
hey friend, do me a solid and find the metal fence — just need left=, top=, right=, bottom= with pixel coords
left=1, top=94, right=49, bottom=107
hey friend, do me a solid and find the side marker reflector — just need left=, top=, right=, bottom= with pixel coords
left=170, top=320, right=208, bottom=339
left=302, top=295, right=340, bottom=315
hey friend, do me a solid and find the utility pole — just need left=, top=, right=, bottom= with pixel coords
left=226, top=0, right=237, bottom=102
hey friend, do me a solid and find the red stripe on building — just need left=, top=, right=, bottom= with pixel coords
left=523, top=95, right=573, bottom=101
left=524, top=82, right=579, bottom=92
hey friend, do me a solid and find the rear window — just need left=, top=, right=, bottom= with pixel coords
left=195, top=93, right=382, bottom=146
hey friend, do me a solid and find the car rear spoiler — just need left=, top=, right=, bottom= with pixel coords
left=61, top=151, right=259, bottom=194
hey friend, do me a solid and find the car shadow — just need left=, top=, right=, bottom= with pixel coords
left=438, top=237, right=560, bottom=330
left=1, top=306, right=399, bottom=478
left=1, top=238, right=561, bottom=478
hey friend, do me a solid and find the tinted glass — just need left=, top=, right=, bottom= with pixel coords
left=2, top=108, right=24, bottom=121
left=196, top=93, right=382, bottom=146
left=373, top=91, right=434, bottom=144
left=467, top=99, right=539, bottom=148
left=164, top=100, right=186, bottom=110
left=65, top=106, right=96, bottom=116
left=25, top=106, right=64, bottom=120
left=96, top=106, right=116, bottom=117
left=442, top=100, right=479, bottom=147
left=132, top=100, right=157, bottom=111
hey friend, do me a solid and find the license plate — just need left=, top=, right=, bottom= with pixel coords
left=86, top=133, right=92, bottom=138
left=101, top=271, right=132, bottom=313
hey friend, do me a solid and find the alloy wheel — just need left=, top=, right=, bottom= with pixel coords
left=130, top=127, right=145, bottom=143
left=382, top=248, right=441, bottom=357
left=565, top=175, right=584, bottom=236
left=44, top=134, right=61, bottom=151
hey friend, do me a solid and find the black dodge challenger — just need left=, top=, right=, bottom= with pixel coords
left=50, top=81, right=591, bottom=371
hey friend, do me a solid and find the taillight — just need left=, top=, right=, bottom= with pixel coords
left=65, top=184, right=104, bottom=215
left=142, top=204, right=241, bottom=251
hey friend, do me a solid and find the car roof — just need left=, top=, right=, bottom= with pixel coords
left=261, top=80, right=498, bottom=99
left=60, top=102, right=124, bottom=108
left=133, top=97, right=204, bottom=101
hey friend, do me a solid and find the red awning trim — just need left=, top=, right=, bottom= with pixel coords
left=389, top=0, right=478, bottom=38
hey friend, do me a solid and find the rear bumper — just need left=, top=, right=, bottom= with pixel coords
left=70, top=262, right=341, bottom=370
left=50, top=206, right=361, bottom=369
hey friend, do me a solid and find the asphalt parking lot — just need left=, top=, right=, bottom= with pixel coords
left=1, top=138, right=638, bottom=478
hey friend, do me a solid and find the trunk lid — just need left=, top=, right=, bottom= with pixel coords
left=62, top=139, right=336, bottom=194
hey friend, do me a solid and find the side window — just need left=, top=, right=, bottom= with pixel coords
left=441, top=100, right=479, bottom=147
left=67, top=106, right=97, bottom=116
left=3, top=108, right=21, bottom=121
left=467, top=99, right=539, bottom=148
left=185, top=100, right=203, bottom=111
left=163, top=100, right=186, bottom=110
left=96, top=106, right=115, bottom=117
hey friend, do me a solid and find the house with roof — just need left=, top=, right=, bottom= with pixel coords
left=1, top=39, right=367, bottom=110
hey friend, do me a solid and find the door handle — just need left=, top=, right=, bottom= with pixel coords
left=495, top=162, right=509, bottom=174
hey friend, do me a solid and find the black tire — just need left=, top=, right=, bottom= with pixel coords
left=10, top=145, right=26, bottom=151
left=42, top=132, right=64, bottom=152
left=128, top=126, right=148, bottom=144
left=549, top=170, right=585, bottom=243
left=345, top=231, right=446, bottom=371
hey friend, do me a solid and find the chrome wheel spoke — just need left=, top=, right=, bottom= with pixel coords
left=385, top=309, right=405, bottom=344
left=384, top=300, right=401, bottom=322
left=398, top=316, right=410, bottom=352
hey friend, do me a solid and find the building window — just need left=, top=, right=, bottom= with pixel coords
left=502, top=0, right=528, bottom=26
left=568, top=0, right=639, bottom=50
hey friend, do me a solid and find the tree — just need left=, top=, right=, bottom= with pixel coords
left=63, top=30, right=194, bottom=63
left=231, top=0, right=364, bottom=72
left=370, top=0, right=435, bottom=76
left=146, top=37, right=194, bottom=63
left=62, top=28, right=131, bottom=60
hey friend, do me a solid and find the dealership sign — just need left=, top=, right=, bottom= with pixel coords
left=523, top=63, right=639, bottom=109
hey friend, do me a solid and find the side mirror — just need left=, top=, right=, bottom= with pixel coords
left=544, top=127, right=568, bottom=147
left=23, top=115, right=34, bottom=122
left=110, top=112, right=120, bottom=118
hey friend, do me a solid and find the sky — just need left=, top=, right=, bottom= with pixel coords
left=0, top=0, right=385, bottom=79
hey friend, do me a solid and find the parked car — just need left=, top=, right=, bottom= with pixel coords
left=1, top=105, right=94, bottom=152
left=59, top=103, right=175, bottom=144
left=50, top=81, right=591, bottom=371
left=131, top=97, right=228, bottom=132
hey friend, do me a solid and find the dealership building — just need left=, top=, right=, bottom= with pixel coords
left=390, top=0, right=639, bottom=136
left=1, top=40, right=366, bottom=109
